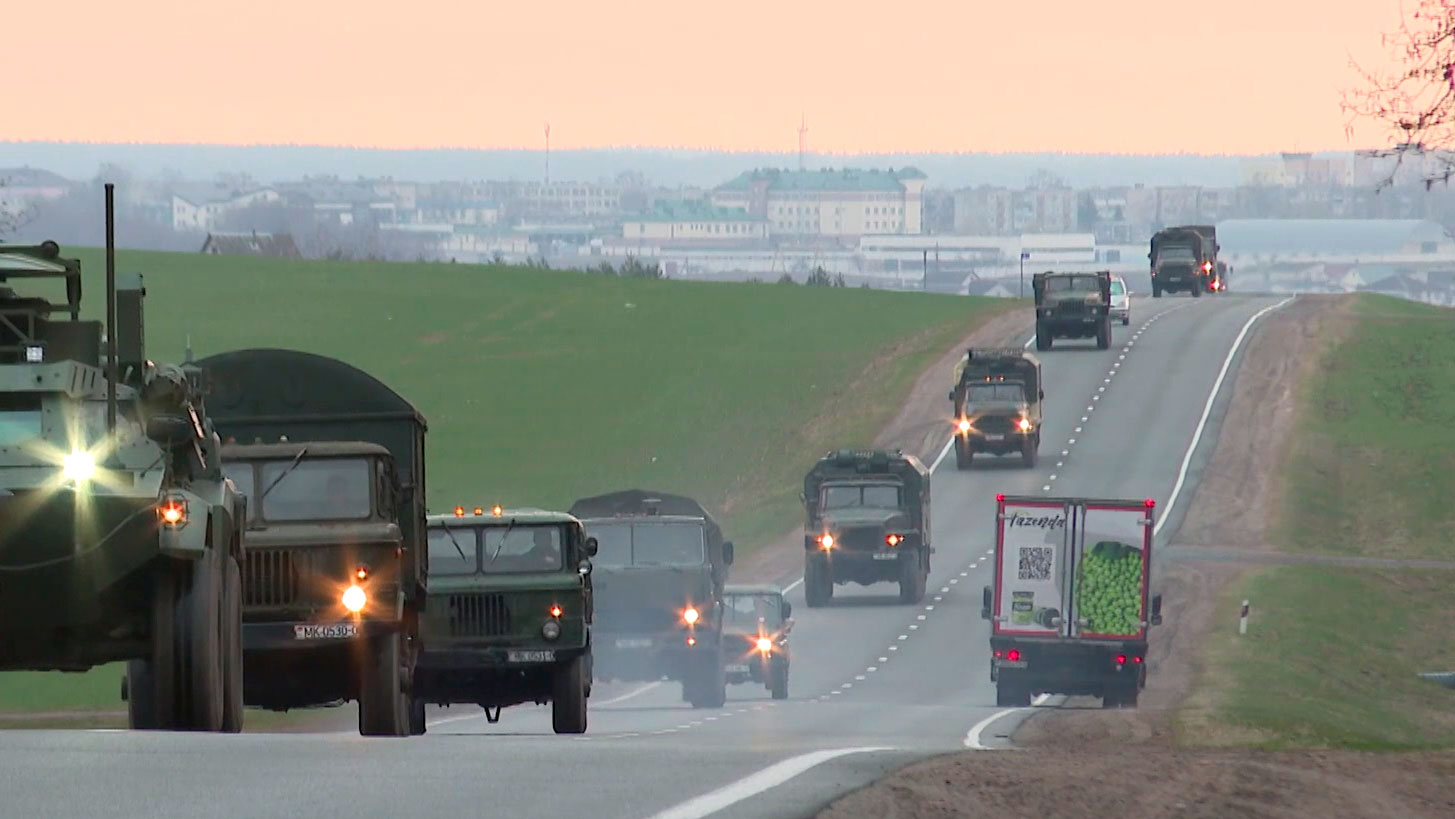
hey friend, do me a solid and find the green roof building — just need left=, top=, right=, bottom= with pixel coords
left=710, top=167, right=928, bottom=239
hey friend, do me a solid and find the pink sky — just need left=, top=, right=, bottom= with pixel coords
left=3, top=0, right=1414, bottom=154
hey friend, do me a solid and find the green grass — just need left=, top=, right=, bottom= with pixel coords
left=1185, top=294, right=1455, bottom=750
left=0, top=663, right=125, bottom=713
left=1, top=248, right=1015, bottom=715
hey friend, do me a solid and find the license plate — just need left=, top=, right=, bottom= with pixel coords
left=984, top=434, right=1004, bottom=441
left=872, top=552, right=899, bottom=561
left=294, top=623, right=357, bottom=640
left=725, top=664, right=750, bottom=673
left=998, top=659, right=1028, bottom=669
left=507, top=650, right=556, bottom=663
left=615, top=637, right=653, bottom=649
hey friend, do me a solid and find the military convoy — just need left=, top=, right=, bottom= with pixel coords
left=412, top=506, right=596, bottom=734
left=949, top=348, right=1043, bottom=469
left=196, top=348, right=429, bottom=737
left=570, top=490, right=734, bottom=709
left=1032, top=270, right=1113, bottom=351
left=0, top=196, right=248, bottom=732
left=802, top=449, right=932, bottom=607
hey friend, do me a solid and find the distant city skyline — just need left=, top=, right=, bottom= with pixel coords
left=3, top=0, right=1413, bottom=156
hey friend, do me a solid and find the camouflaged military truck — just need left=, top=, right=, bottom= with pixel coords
left=0, top=225, right=247, bottom=733
left=412, top=505, right=596, bottom=734
left=949, top=348, right=1044, bottom=469
left=1032, top=270, right=1113, bottom=351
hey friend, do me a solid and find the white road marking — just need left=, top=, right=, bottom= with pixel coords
left=897, top=634, right=908, bottom=641
left=1068, top=438, right=1076, bottom=444
left=888, top=645, right=898, bottom=651
left=782, top=577, right=803, bottom=594
left=867, top=666, right=878, bottom=672
left=1074, top=427, right=1082, bottom=433
left=643, top=747, right=896, bottom=819
left=916, top=614, right=927, bottom=620
left=1056, top=461, right=1064, bottom=468
left=1042, top=485, right=1051, bottom=491
left=855, top=675, right=866, bottom=681
left=908, top=624, right=919, bottom=630
left=878, top=656, right=888, bottom=662
left=1155, top=295, right=1296, bottom=536
left=962, top=693, right=1053, bottom=750
left=594, top=681, right=664, bottom=707
left=950, top=578, right=959, bottom=585
left=1060, top=450, right=1069, bottom=456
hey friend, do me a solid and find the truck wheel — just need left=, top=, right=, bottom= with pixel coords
left=769, top=659, right=789, bottom=700
left=124, top=660, right=159, bottom=729
left=220, top=554, right=244, bottom=733
left=898, top=554, right=925, bottom=604
left=804, top=559, right=831, bottom=608
left=1190, top=277, right=1202, bottom=298
left=409, top=697, right=427, bottom=735
left=1034, top=322, right=1051, bottom=351
left=995, top=683, right=1031, bottom=707
left=551, top=655, right=588, bottom=733
left=687, top=646, right=727, bottom=709
left=1122, top=313, right=1130, bottom=326
left=173, top=549, right=225, bottom=732
left=358, top=633, right=409, bottom=737
left=1152, top=284, right=1162, bottom=298
left=1096, top=319, right=1111, bottom=350
left=954, top=439, right=973, bottom=470
left=1021, top=436, right=1037, bottom=468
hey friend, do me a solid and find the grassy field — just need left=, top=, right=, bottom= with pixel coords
left=2, top=248, right=1015, bottom=716
left=1185, top=294, right=1455, bottom=750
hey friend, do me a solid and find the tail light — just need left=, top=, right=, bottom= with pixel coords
left=1006, top=649, right=1021, bottom=661
left=885, top=534, right=902, bottom=547
left=817, top=534, right=834, bottom=549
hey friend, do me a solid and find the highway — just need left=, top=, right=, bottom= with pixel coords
left=0, top=293, right=1291, bottom=819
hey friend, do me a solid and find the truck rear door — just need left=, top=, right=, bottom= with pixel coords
left=992, top=495, right=1155, bottom=641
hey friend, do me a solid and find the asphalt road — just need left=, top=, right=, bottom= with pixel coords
left=0, top=292, right=1290, bottom=819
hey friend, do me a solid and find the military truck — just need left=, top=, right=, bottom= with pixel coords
left=568, top=490, right=733, bottom=709
left=949, top=348, right=1044, bottom=469
left=980, top=494, right=1164, bottom=708
left=195, top=348, right=428, bottom=737
left=1212, top=260, right=1230, bottom=293
left=0, top=212, right=247, bottom=732
left=1148, top=225, right=1218, bottom=298
left=412, top=506, right=596, bottom=734
left=722, top=584, right=792, bottom=700
left=802, top=449, right=932, bottom=607
left=1032, top=270, right=1113, bottom=351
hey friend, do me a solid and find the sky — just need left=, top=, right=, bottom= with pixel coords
left=0, top=0, right=1416, bottom=155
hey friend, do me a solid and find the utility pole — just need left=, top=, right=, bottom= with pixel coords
left=1019, top=250, right=1030, bottom=298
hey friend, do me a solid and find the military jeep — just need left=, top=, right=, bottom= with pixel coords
left=1033, top=270, right=1113, bottom=351
left=721, top=584, right=792, bottom=700
left=412, top=506, right=596, bottom=734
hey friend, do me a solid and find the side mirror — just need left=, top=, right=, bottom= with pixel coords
left=1039, top=389, right=1045, bottom=400
left=981, top=585, right=993, bottom=620
left=584, top=536, right=599, bottom=558
left=145, top=414, right=192, bottom=446
left=781, top=600, right=792, bottom=619
left=579, top=561, right=593, bottom=577
left=783, top=617, right=795, bottom=633
left=722, top=540, right=735, bottom=566
left=1151, top=593, right=1163, bottom=626
left=948, top=390, right=957, bottom=401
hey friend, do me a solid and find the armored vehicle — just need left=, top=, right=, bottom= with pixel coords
left=0, top=222, right=247, bottom=732
left=412, top=505, right=596, bottom=734
left=1148, top=225, right=1217, bottom=297
left=949, top=348, right=1043, bottom=469
left=1032, top=270, right=1113, bottom=351
left=195, top=348, right=428, bottom=737
left=721, top=584, right=792, bottom=700
left=569, top=490, right=734, bottom=709
left=802, top=449, right=932, bottom=607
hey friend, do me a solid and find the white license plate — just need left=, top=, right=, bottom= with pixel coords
left=507, top=650, right=556, bottom=663
left=984, top=433, right=1005, bottom=441
left=725, top=664, right=750, bottom=673
left=872, top=552, right=899, bottom=561
left=998, top=659, right=1028, bottom=669
left=294, top=623, right=357, bottom=640
left=615, top=638, right=653, bottom=649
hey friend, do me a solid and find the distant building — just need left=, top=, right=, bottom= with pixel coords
left=710, top=167, right=928, bottom=239
left=953, top=186, right=1077, bottom=235
left=621, top=200, right=768, bottom=245
left=0, top=167, right=71, bottom=211
left=200, top=231, right=301, bottom=258
left=171, top=183, right=280, bottom=231
left=1217, top=218, right=1455, bottom=262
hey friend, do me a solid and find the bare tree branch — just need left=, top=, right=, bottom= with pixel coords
left=1343, top=0, right=1455, bottom=189
left=0, top=176, right=39, bottom=237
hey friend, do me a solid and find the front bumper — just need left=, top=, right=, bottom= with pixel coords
left=957, top=427, right=1033, bottom=454
left=243, top=617, right=402, bottom=651
left=591, top=630, right=722, bottom=681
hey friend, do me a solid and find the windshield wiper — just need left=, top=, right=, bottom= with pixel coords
left=487, top=517, right=516, bottom=565
left=441, top=525, right=471, bottom=564
left=258, top=446, right=309, bottom=501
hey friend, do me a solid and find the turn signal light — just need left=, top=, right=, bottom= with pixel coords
left=158, top=498, right=187, bottom=527
left=492, top=505, right=503, bottom=517
left=885, top=534, right=902, bottom=547
left=454, top=506, right=465, bottom=517
left=473, top=507, right=484, bottom=516
left=354, top=566, right=370, bottom=581
left=818, top=534, right=834, bottom=549
left=550, top=605, right=563, bottom=618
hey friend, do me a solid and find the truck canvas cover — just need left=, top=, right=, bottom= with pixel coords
left=569, top=489, right=722, bottom=539
left=992, top=495, right=1155, bottom=641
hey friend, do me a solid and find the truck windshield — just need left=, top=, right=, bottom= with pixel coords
left=723, top=594, right=783, bottom=629
left=222, top=463, right=255, bottom=507
left=822, top=483, right=901, bottom=509
left=587, top=521, right=705, bottom=567
left=1157, top=246, right=1196, bottom=261
left=0, top=409, right=41, bottom=447
left=252, top=457, right=373, bottom=522
left=1044, top=277, right=1100, bottom=292
left=964, top=383, right=1025, bottom=402
left=428, top=526, right=478, bottom=575
left=482, top=525, right=564, bottom=573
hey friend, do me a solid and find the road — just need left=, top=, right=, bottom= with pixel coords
left=0, top=293, right=1290, bottom=819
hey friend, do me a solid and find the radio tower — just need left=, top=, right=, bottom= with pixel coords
left=797, top=112, right=808, bottom=171
left=544, top=122, right=551, bottom=183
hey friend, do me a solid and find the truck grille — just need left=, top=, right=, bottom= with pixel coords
left=594, top=607, right=680, bottom=634
left=447, top=593, right=512, bottom=638
left=243, top=549, right=300, bottom=607
left=833, top=527, right=888, bottom=552
left=974, top=415, right=1014, bottom=434
left=1053, top=301, right=1087, bottom=317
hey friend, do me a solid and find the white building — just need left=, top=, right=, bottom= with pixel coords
left=171, top=184, right=281, bottom=231
left=621, top=201, right=768, bottom=244
left=710, top=167, right=928, bottom=239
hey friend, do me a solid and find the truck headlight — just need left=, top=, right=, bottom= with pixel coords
left=542, top=620, right=562, bottom=640
left=63, top=451, right=95, bottom=482
left=682, top=607, right=700, bottom=625
left=956, top=419, right=971, bottom=433
left=1016, top=418, right=1032, bottom=432
left=342, top=585, right=367, bottom=613
left=756, top=637, right=773, bottom=653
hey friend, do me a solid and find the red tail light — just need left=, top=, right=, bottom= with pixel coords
left=1133, top=656, right=1143, bottom=664
left=1007, top=649, right=1021, bottom=661
left=1115, top=653, right=1127, bottom=664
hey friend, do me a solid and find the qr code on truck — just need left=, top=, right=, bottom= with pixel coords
left=1017, top=546, right=1053, bottom=580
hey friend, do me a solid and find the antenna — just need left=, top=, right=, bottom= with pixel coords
left=184, top=333, right=193, bottom=364
left=544, top=122, right=551, bottom=184
left=798, top=112, right=808, bottom=172
left=104, top=183, right=118, bottom=435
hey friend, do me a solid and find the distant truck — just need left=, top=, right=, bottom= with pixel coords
left=1149, top=225, right=1220, bottom=297
left=980, top=494, right=1165, bottom=708
left=0, top=234, right=247, bottom=734
left=196, top=348, right=429, bottom=737
left=1032, top=270, right=1113, bottom=351
left=949, top=348, right=1044, bottom=469
left=413, top=505, right=596, bottom=734
left=721, top=584, right=793, bottom=700
left=569, top=490, right=734, bottom=709
left=802, top=449, right=932, bottom=607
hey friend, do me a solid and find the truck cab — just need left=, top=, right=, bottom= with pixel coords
left=950, top=348, right=1044, bottom=469
left=1032, top=271, right=1113, bottom=351
left=413, top=506, right=596, bottom=734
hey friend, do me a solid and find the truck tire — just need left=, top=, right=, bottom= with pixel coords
left=804, top=558, right=831, bottom=608
left=358, top=633, right=409, bottom=737
left=1190, top=277, right=1202, bottom=298
left=1034, top=322, right=1051, bottom=351
left=128, top=567, right=178, bottom=730
left=124, top=659, right=158, bottom=729
left=687, top=645, right=727, bottom=709
left=1151, top=282, right=1162, bottom=298
left=1096, top=319, right=1111, bottom=350
left=409, top=697, right=427, bottom=735
left=551, top=654, right=588, bottom=733
left=955, top=439, right=973, bottom=470
left=174, top=549, right=225, bottom=732
left=1122, top=312, right=1130, bottom=326
left=1021, top=436, right=1037, bottom=468
left=898, top=553, right=926, bottom=604
left=769, top=658, right=789, bottom=700
left=995, top=682, right=1031, bottom=707
left=220, top=554, right=244, bottom=733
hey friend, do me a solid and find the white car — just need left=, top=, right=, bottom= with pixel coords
left=1109, top=276, right=1131, bottom=326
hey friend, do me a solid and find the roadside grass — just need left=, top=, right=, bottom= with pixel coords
left=1182, top=294, right=1455, bottom=750
left=2, top=249, right=1016, bottom=716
